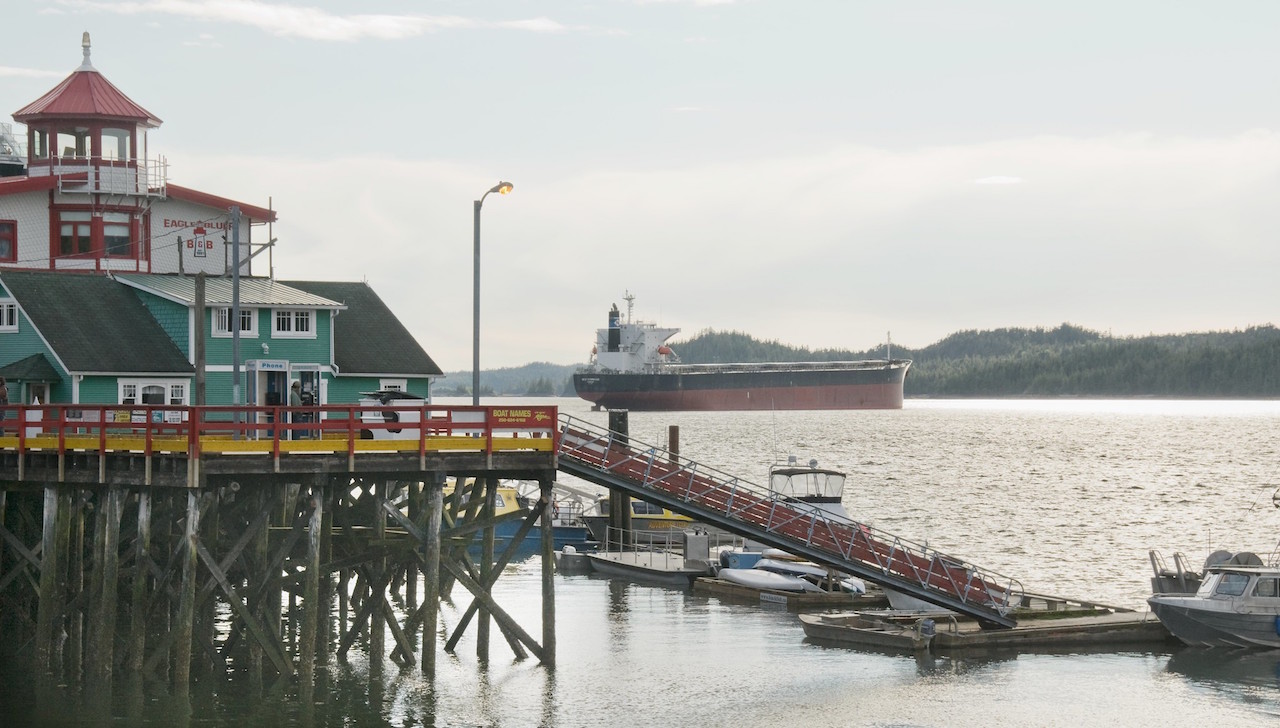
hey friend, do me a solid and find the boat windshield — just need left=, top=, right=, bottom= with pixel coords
left=1214, top=572, right=1251, bottom=597
left=769, top=469, right=846, bottom=499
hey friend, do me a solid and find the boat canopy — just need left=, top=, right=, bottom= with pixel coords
left=769, top=467, right=846, bottom=500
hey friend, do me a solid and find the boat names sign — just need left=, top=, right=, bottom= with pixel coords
left=489, top=407, right=555, bottom=428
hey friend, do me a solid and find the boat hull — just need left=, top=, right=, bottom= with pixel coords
left=573, top=361, right=909, bottom=411
left=1147, top=595, right=1280, bottom=648
left=799, top=612, right=933, bottom=652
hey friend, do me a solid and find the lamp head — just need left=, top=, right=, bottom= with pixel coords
left=491, top=181, right=514, bottom=195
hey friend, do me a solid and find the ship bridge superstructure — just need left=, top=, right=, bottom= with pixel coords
left=590, top=295, right=680, bottom=373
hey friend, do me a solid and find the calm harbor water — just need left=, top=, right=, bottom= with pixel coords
left=7, top=397, right=1280, bottom=726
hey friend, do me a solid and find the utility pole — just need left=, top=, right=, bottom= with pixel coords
left=231, top=206, right=242, bottom=437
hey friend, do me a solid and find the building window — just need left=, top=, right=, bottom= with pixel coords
left=0, top=220, right=14, bottom=262
left=273, top=309, right=314, bottom=338
left=0, top=300, right=17, bottom=332
left=103, top=212, right=131, bottom=257
left=102, top=127, right=132, bottom=162
left=119, top=379, right=188, bottom=406
left=58, top=211, right=92, bottom=257
left=214, top=307, right=258, bottom=337
left=379, top=379, right=407, bottom=392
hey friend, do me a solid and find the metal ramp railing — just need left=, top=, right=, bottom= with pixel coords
left=556, top=414, right=1021, bottom=628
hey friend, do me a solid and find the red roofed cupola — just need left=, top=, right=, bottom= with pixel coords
left=15, top=32, right=162, bottom=127
left=14, top=32, right=166, bottom=199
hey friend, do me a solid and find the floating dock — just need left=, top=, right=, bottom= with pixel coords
left=931, top=610, right=1173, bottom=651
left=800, top=607, right=1173, bottom=654
left=694, top=576, right=889, bottom=612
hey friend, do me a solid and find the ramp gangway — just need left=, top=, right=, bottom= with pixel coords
left=556, top=415, right=1021, bottom=628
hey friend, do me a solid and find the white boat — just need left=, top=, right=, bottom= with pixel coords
left=716, top=457, right=866, bottom=595
left=1147, top=550, right=1280, bottom=648
left=768, top=457, right=850, bottom=519
left=719, top=567, right=824, bottom=592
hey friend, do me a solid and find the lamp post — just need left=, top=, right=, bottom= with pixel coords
left=473, top=181, right=513, bottom=405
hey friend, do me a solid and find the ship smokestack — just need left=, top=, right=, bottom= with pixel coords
left=607, top=304, right=621, bottom=352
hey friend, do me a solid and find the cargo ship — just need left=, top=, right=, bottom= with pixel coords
left=572, top=295, right=911, bottom=411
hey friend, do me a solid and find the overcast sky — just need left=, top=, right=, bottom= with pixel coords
left=5, top=1, right=1280, bottom=369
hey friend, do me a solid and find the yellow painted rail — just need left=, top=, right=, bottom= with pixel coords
left=0, top=403, right=558, bottom=459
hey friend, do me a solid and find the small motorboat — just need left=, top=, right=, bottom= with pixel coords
left=719, top=567, right=825, bottom=593
left=799, top=611, right=936, bottom=652
left=1147, top=550, right=1280, bottom=648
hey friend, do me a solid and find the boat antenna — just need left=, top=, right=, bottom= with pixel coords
left=624, top=290, right=635, bottom=324
left=887, top=331, right=892, bottom=361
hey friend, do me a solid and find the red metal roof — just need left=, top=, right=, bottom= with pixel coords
left=0, top=175, right=57, bottom=197
left=14, top=69, right=161, bottom=127
left=167, top=184, right=278, bottom=223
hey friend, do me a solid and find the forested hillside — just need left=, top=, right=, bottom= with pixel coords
left=436, top=324, right=1280, bottom=398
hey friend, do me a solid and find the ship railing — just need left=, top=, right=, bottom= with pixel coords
left=650, top=359, right=910, bottom=374
left=557, top=413, right=1022, bottom=617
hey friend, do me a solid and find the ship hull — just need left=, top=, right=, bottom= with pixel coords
left=573, top=361, right=909, bottom=411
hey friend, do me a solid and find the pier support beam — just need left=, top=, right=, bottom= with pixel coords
left=539, top=474, right=556, bottom=666
left=421, top=472, right=444, bottom=676
left=34, top=485, right=63, bottom=675
left=174, top=490, right=200, bottom=693
left=298, top=481, right=323, bottom=700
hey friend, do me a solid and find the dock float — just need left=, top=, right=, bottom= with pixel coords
left=931, top=610, right=1174, bottom=651
left=693, top=576, right=890, bottom=612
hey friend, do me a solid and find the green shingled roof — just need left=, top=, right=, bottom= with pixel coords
left=0, top=353, right=61, bottom=381
left=282, top=280, right=442, bottom=376
left=0, top=271, right=194, bottom=374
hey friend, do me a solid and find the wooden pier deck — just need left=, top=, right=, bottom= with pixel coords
left=0, top=402, right=561, bottom=702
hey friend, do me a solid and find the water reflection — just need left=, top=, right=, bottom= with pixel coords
left=1166, top=646, right=1280, bottom=698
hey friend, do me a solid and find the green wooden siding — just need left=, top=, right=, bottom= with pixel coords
left=132, top=291, right=191, bottom=358
left=76, top=376, right=123, bottom=404
left=204, top=308, right=333, bottom=367
left=0, top=302, right=70, bottom=401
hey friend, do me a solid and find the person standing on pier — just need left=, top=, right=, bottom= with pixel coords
left=289, top=380, right=302, bottom=439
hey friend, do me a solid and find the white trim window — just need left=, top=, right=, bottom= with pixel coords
left=119, top=379, right=189, bottom=405
left=213, top=307, right=258, bottom=338
left=379, top=379, right=407, bottom=392
left=273, top=309, right=315, bottom=339
left=0, top=299, right=16, bottom=332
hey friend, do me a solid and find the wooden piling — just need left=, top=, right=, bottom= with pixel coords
left=477, top=476, right=495, bottom=661
left=540, top=474, right=556, bottom=666
left=298, top=483, right=322, bottom=698
left=34, top=486, right=61, bottom=674
left=89, top=486, right=124, bottom=693
left=421, top=472, right=443, bottom=676
left=173, top=490, right=200, bottom=692
left=127, top=491, right=151, bottom=673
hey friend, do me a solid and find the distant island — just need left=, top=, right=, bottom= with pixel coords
left=434, top=323, right=1280, bottom=399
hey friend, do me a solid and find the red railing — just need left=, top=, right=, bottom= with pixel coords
left=0, top=403, right=559, bottom=460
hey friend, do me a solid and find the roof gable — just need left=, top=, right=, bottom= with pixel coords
left=0, top=271, right=192, bottom=374
left=0, top=353, right=61, bottom=382
left=283, top=280, right=442, bottom=377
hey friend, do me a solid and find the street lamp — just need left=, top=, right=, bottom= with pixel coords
left=473, top=181, right=514, bottom=405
